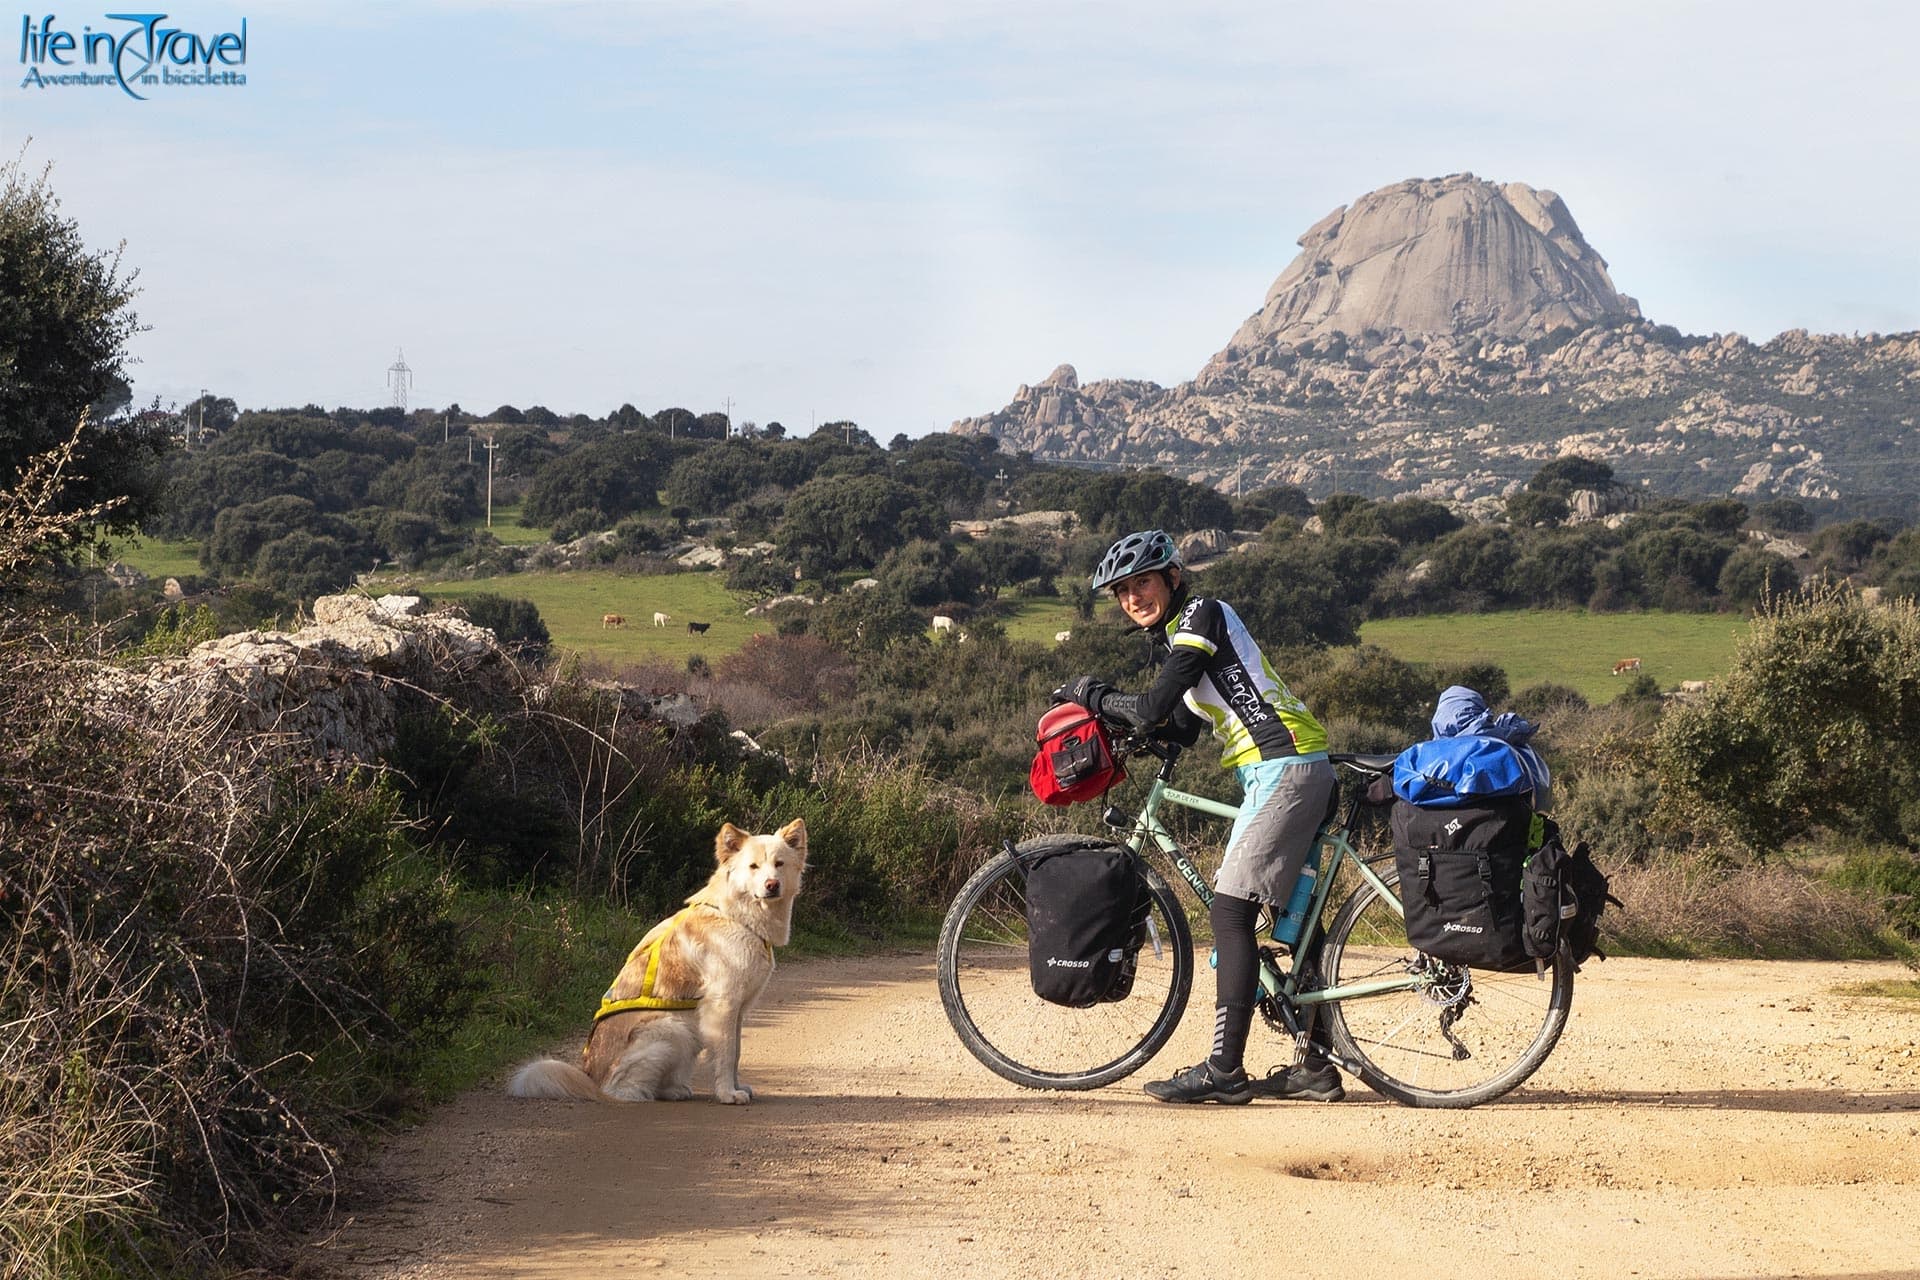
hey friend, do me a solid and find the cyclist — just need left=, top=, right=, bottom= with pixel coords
left=1055, top=528, right=1342, bottom=1105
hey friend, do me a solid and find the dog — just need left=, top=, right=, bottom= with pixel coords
left=507, top=820, right=806, bottom=1104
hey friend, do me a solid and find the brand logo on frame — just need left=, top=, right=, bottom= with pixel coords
left=18, top=12, right=248, bottom=99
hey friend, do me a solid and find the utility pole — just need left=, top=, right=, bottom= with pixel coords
left=482, top=434, right=499, bottom=527
left=723, top=396, right=733, bottom=436
left=196, top=387, right=206, bottom=446
left=443, top=413, right=449, bottom=443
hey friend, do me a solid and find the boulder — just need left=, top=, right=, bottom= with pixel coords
left=93, top=593, right=513, bottom=764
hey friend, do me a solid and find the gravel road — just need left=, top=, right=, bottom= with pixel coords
left=311, top=952, right=1920, bottom=1280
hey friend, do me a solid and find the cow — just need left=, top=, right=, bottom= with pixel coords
left=601, top=613, right=625, bottom=629
left=687, top=621, right=711, bottom=635
left=1679, top=679, right=1710, bottom=694
left=1054, top=630, right=1073, bottom=643
left=932, top=615, right=955, bottom=633
left=1612, top=658, right=1642, bottom=675
left=653, top=611, right=672, bottom=628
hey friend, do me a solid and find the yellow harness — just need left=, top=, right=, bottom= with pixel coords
left=592, top=905, right=774, bottom=1022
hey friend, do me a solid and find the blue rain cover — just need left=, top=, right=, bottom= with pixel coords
left=1392, top=735, right=1538, bottom=808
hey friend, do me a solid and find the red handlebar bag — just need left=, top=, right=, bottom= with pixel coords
left=1029, top=702, right=1125, bottom=806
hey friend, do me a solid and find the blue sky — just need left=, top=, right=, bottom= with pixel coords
left=9, top=1, right=1918, bottom=436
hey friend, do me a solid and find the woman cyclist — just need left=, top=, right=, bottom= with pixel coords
left=1056, top=529, right=1342, bottom=1105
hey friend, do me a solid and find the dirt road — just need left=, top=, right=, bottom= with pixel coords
left=312, top=953, right=1920, bottom=1280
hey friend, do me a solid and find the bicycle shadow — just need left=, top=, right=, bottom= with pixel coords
left=1514, top=1086, right=1920, bottom=1114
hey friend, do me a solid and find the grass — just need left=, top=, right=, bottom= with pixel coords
left=1833, top=976, right=1920, bottom=1001
left=458, top=503, right=549, bottom=547
left=994, top=596, right=1081, bottom=644
left=402, top=568, right=774, bottom=663
left=103, top=535, right=199, bottom=581
left=1360, top=608, right=1746, bottom=704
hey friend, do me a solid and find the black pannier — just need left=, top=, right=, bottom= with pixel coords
left=1020, top=836, right=1149, bottom=1007
left=1521, top=816, right=1621, bottom=967
left=1391, top=796, right=1535, bottom=972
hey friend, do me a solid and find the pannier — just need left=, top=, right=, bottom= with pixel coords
left=1391, top=797, right=1535, bottom=972
left=1019, top=836, right=1150, bottom=1006
left=1520, top=816, right=1621, bottom=967
left=1028, top=702, right=1125, bottom=807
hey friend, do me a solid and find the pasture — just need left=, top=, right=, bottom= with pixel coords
left=407, top=570, right=774, bottom=663
left=108, top=535, right=201, bottom=581
left=1360, top=608, right=1746, bottom=704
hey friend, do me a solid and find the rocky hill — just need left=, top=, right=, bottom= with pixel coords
left=953, top=173, right=1920, bottom=511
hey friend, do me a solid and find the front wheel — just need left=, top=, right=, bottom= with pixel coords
left=1319, top=866, right=1573, bottom=1108
left=937, top=843, right=1194, bottom=1090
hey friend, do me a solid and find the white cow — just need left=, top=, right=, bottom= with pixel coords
left=653, top=611, right=672, bottom=627
left=1054, top=630, right=1073, bottom=643
left=1679, top=680, right=1710, bottom=694
left=932, top=615, right=955, bottom=633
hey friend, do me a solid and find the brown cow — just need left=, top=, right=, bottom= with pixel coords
left=602, top=613, right=625, bottom=629
left=1612, top=657, right=1641, bottom=675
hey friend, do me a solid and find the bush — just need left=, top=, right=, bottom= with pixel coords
left=1655, top=585, right=1920, bottom=854
left=454, top=592, right=550, bottom=661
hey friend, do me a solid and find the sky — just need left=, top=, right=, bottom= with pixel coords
left=8, top=1, right=1919, bottom=437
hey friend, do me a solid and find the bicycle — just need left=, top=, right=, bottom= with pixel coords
left=936, top=735, right=1575, bottom=1109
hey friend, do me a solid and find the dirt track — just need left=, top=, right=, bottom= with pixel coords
left=312, top=953, right=1920, bottom=1280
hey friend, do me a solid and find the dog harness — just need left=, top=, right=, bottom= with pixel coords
left=592, top=905, right=774, bottom=1022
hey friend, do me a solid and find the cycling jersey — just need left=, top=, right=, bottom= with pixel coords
left=1130, top=593, right=1328, bottom=768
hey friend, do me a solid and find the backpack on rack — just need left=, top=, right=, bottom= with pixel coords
left=1391, top=796, right=1536, bottom=972
left=1019, top=836, right=1151, bottom=1007
left=1520, top=816, right=1622, bottom=967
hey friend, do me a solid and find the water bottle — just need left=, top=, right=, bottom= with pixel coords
left=1268, top=844, right=1323, bottom=947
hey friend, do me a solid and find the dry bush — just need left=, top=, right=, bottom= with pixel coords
left=1606, top=856, right=1888, bottom=958
left=703, top=678, right=802, bottom=731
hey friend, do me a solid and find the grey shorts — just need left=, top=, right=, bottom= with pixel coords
left=1214, top=756, right=1338, bottom=906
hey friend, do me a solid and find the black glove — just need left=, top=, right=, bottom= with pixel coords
left=1099, top=691, right=1148, bottom=730
left=1051, top=674, right=1113, bottom=715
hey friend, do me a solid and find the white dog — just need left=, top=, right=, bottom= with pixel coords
left=507, top=820, right=806, bottom=1104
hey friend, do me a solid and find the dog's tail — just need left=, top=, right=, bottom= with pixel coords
left=507, top=1058, right=610, bottom=1102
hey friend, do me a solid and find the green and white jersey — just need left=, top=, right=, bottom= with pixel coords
left=1144, top=594, right=1328, bottom=768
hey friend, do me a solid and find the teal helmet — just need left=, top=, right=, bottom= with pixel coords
left=1091, top=529, right=1180, bottom=592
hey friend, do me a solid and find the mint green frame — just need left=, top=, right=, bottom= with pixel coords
left=1120, top=773, right=1418, bottom=1006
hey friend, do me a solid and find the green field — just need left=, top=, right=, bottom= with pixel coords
left=108, top=534, right=201, bottom=581
left=1360, top=609, right=1748, bottom=704
left=405, top=569, right=776, bottom=664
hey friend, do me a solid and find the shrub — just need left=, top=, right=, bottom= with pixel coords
left=1654, top=585, right=1920, bottom=854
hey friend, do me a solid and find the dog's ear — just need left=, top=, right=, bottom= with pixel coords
left=715, top=823, right=749, bottom=859
left=778, top=818, right=807, bottom=860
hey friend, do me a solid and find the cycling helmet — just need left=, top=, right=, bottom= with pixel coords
left=1091, top=529, right=1181, bottom=592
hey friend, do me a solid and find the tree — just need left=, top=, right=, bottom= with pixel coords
left=0, top=153, right=167, bottom=534
left=1506, top=489, right=1569, bottom=528
left=1196, top=545, right=1360, bottom=647
left=1527, top=455, right=1615, bottom=496
left=874, top=538, right=983, bottom=608
left=776, top=474, right=943, bottom=575
left=1716, top=546, right=1798, bottom=609
left=520, top=435, right=666, bottom=527
left=1753, top=498, right=1811, bottom=533
left=662, top=442, right=769, bottom=515
left=1655, top=587, right=1920, bottom=853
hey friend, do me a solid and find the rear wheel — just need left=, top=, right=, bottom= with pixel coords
left=937, top=845, right=1194, bottom=1090
left=1320, top=865, right=1572, bottom=1108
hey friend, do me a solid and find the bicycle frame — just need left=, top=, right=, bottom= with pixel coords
left=1116, top=746, right=1420, bottom=1012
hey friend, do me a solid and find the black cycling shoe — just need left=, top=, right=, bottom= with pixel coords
left=1248, top=1060, right=1345, bottom=1102
left=1142, top=1060, right=1253, bottom=1104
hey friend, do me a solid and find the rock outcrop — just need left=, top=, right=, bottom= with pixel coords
left=953, top=174, right=1919, bottom=507
left=93, top=593, right=513, bottom=763
left=1221, top=175, right=1638, bottom=352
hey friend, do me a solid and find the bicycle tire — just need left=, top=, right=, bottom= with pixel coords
left=1319, top=866, right=1572, bottom=1108
left=937, top=844, right=1194, bottom=1090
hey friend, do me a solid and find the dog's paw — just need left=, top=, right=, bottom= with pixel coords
left=658, top=1084, right=694, bottom=1102
left=713, top=1084, right=755, bottom=1105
